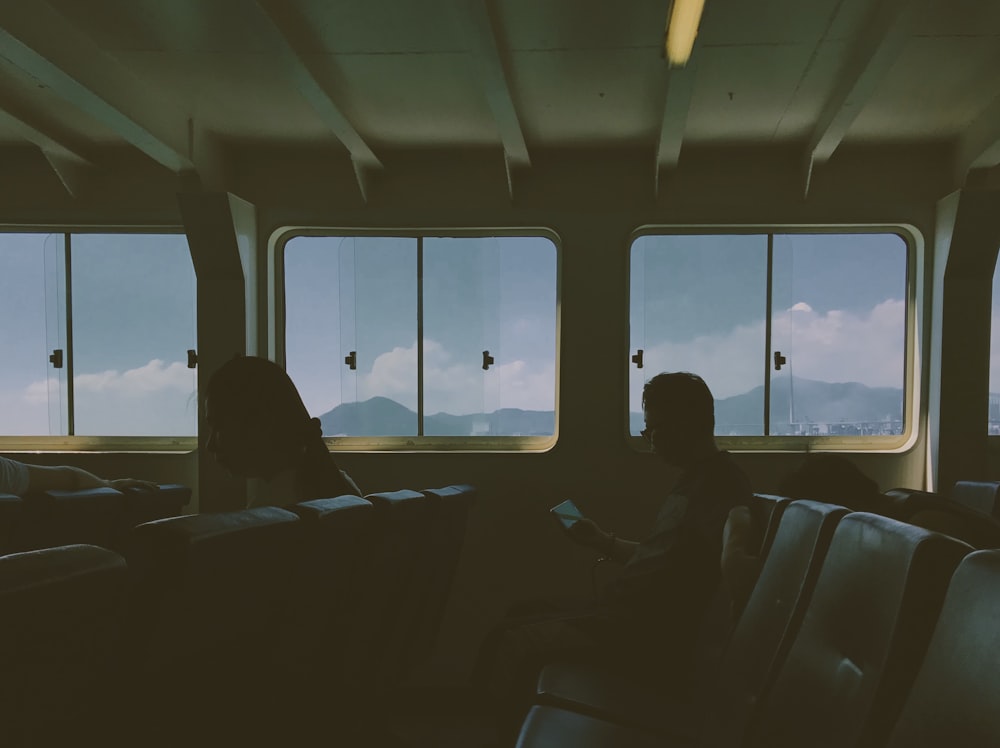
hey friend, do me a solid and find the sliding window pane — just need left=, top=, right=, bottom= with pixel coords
left=629, top=234, right=768, bottom=436
left=0, top=233, right=67, bottom=435
left=70, top=234, right=197, bottom=436
left=423, top=236, right=557, bottom=436
left=770, top=233, right=906, bottom=436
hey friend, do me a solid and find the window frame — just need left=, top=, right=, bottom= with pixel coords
left=0, top=225, right=197, bottom=454
left=626, top=224, right=921, bottom=454
left=270, top=226, right=562, bottom=452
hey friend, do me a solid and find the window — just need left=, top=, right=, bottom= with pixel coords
left=0, top=231, right=197, bottom=443
left=629, top=229, right=912, bottom=448
left=280, top=231, right=559, bottom=449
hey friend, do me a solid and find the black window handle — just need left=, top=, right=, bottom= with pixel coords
left=49, top=349, right=63, bottom=369
left=345, top=351, right=357, bottom=371
left=187, top=349, right=198, bottom=369
left=482, top=350, right=494, bottom=371
left=774, top=351, right=787, bottom=371
left=631, top=349, right=644, bottom=369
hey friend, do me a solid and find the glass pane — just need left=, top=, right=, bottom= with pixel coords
left=285, top=236, right=418, bottom=436
left=423, top=236, right=557, bottom=436
left=0, top=233, right=67, bottom=435
left=770, top=233, right=907, bottom=436
left=70, top=234, right=197, bottom=436
left=629, top=234, right=768, bottom=436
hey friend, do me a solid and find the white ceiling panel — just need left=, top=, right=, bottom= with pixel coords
left=331, top=52, right=498, bottom=147
left=849, top=36, right=1000, bottom=142
left=509, top=48, right=665, bottom=146
left=686, top=44, right=821, bottom=143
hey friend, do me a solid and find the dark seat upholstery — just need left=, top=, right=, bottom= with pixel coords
left=404, top=484, right=476, bottom=673
left=0, top=493, right=23, bottom=554
left=882, top=487, right=1000, bottom=548
left=532, top=499, right=844, bottom=740
left=354, top=489, right=435, bottom=687
left=119, top=507, right=302, bottom=746
left=282, top=494, right=376, bottom=682
left=950, top=480, right=1000, bottom=517
left=885, top=549, right=1000, bottom=748
left=518, top=509, right=969, bottom=748
left=111, top=483, right=192, bottom=551
left=12, top=486, right=126, bottom=552
left=0, top=544, right=127, bottom=746
left=748, top=513, right=970, bottom=748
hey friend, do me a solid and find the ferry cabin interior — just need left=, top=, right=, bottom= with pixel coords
left=1, top=0, right=1000, bottom=714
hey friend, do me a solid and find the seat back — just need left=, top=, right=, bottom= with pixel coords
left=951, top=480, right=1000, bottom=517
left=344, top=489, right=433, bottom=687
left=750, top=513, right=970, bottom=748
left=879, top=487, right=1000, bottom=548
left=0, top=494, right=23, bottom=554
left=13, top=487, right=126, bottom=551
left=111, top=483, right=192, bottom=551
left=885, top=549, right=1000, bottom=748
left=403, top=484, right=477, bottom=673
left=703, top=499, right=848, bottom=748
left=122, top=506, right=302, bottom=675
left=282, top=495, right=376, bottom=681
left=0, top=544, right=127, bottom=745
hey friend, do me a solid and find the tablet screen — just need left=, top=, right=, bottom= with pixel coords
left=551, top=499, right=583, bottom=528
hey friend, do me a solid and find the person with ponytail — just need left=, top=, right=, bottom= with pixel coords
left=204, top=356, right=360, bottom=506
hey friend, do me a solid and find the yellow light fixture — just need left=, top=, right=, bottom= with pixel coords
left=664, top=0, right=706, bottom=66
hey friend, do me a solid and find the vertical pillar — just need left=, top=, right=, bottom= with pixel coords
left=178, top=191, right=258, bottom=512
left=930, top=189, right=1000, bottom=493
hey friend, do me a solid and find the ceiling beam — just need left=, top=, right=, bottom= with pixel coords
left=453, top=0, right=529, bottom=198
left=655, top=50, right=700, bottom=199
left=255, top=0, right=381, bottom=201
left=0, top=103, right=93, bottom=196
left=0, top=0, right=221, bottom=182
left=802, top=0, right=918, bottom=196
left=955, top=90, right=1000, bottom=186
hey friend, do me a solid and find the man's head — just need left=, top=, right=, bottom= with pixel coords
left=641, top=372, right=717, bottom=466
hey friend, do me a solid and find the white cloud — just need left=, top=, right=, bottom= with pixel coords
left=635, top=299, right=906, bottom=408
left=363, top=339, right=556, bottom=415
left=17, top=359, right=198, bottom=436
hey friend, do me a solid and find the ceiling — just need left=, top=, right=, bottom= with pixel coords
left=0, top=0, right=998, bottom=199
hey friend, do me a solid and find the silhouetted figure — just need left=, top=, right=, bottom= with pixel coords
left=0, top=454, right=156, bottom=496
left=476, top=372, right=752, bottom=734
left=204, top=356, right=360, bottom=506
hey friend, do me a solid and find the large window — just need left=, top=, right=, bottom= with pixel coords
left=280, top=231, right=559, bottom=449
left=0, top=231, right=197, bottom=442
left=629, top=229, right=912, bottom=448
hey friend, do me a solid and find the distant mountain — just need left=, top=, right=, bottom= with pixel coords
left=630, top=377, right=903, bottom=435
left=319, top=396, right=417, bottom=436
left=322, top=378, right=903, bottom=437
left=319, top=397, right=554, bottom=436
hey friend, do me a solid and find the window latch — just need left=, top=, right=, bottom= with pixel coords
left=49, top=349, right=63, bottom=369
left=345, top=351, right=357, bottom=371
left=631, top=349, right=644, bottom=369
left=482, top=350, right=494, bottom=371
left=187, top=349, right=198, bottom=369
left=774, top=351, right=787, bottom=371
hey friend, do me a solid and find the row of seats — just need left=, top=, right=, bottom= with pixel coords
left=0, top=484, right=191, bottom=555
left=0, top=484, right=476, bottom=747
left=516, top=495, right=1000, bottom=747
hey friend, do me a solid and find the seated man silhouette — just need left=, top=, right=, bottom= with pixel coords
left=477, top=372, right=752, bottom=727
